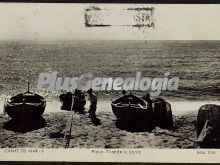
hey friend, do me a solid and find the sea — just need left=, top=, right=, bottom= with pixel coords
left=0, top=40, right=219, bottom=114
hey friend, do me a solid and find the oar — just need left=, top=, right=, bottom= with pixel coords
left=27, top=81, right=30, bottom=93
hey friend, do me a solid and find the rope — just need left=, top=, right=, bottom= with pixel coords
left=64, top=113, right=74, bottom=148
left=62, top=95, right=75, bottom=148
left=62, top=95, right=88, bottom=147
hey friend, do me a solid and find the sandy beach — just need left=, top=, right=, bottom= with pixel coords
left=0, top=111, right=197, bottom=149
left=1, top=98, right=215, bottom=149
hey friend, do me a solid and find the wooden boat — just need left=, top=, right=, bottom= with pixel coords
left=4, top=83, right=46, bottom=120
left=111, top=93, right=152, bottom=121
left=59, top=90, right=86, bottom=113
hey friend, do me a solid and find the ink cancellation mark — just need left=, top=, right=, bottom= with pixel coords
left=84, top=6, right=154, bottom=28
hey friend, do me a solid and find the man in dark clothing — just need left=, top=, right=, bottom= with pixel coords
left=87, top=88, right=97, bottom=118
left=122, top=90, right=127, bottom=96
left=142, top=93, right=154, bottom=128
left=74, top=89, right=85, bottom=113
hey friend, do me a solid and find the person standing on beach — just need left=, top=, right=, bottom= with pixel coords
left=142, top=93, right=154, bottom=127
left=87, top=88, right=97, bottom=118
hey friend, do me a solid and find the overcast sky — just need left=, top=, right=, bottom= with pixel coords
left=0, top=4, right=220, bottom=40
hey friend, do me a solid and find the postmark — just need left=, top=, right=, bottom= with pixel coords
left=85, top=6, right=154, bottom=28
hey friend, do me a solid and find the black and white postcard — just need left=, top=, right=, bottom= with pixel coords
left=0, top=3, right=219, bottom=163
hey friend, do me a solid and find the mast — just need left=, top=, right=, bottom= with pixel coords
left=27, top=81, right=30, bottom=93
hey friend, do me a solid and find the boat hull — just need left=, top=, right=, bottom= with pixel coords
left=111, top=94, right=152, bottom=121
left=112, top=104, right=152, bottom=121
left=4, top=102, right=46, bottom=120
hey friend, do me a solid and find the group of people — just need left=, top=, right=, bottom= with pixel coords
left=61, top=88, right=97, bottom=118
left=67, top=89, right=152, bottom=118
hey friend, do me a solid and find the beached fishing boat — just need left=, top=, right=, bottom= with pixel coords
left=111, top=94, right=152, bottom=121
left=4, top=83, right=46, bottom=120
left=59, top=90, right=86, bottom=113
